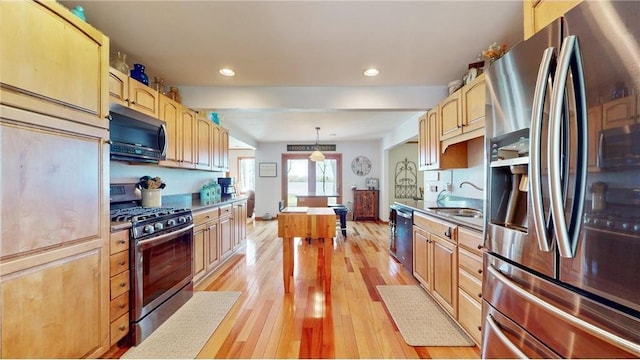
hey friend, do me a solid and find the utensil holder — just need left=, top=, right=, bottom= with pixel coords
left=141, top=189, right=162, bottom=208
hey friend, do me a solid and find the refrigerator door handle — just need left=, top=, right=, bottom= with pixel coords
left=548, top=35, right=588, bottom=258
left=488, top=265, right=640, bottom=356
left=530, top=47, right=556, bottom=252
left=486, top=314, right=529, bottom=359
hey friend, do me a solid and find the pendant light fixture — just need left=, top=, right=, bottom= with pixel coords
left=309, top=126, right=325, bottom=162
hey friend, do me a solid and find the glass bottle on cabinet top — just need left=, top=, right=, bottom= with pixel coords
left=111, top=51, right=129, bottom=74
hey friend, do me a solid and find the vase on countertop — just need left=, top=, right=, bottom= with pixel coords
left=130, top=63, right=149, bottom=86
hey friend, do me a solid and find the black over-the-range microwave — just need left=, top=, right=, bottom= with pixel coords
left=108, top=104, right=167, bottom=163
left=598, top=123, right=640, bottom=169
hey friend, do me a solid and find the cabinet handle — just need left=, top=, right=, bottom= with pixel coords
left=119, top=303, right=126, bottom=309
left=205, top=215, right=210, bottom=219
left=477, top=244, right=483, bottom=250
left=119, top=239, right=126, bottom=244
left=477, top=269, right=483, bottom=274
left=477, top=326, right=482, bottom=331
left=119, top=282, right=126, bottom=287
left=130, top=101, right=135, bottom=105
left=444, top=227, right=452, bottom=239
left=119, top=325, right=126, bottom=331
left=119, top=260, right=125, bottom=266
left=478, top=293, right=482, bottom=298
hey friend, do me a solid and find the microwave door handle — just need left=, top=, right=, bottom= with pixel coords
left=530, top=47, right=556, bottom=252
left=159, top=123, right=168, bottom=158
left=549, top=35, right=587, bottom=259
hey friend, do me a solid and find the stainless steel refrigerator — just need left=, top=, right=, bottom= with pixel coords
left=483, top=1, right=640, bottom=357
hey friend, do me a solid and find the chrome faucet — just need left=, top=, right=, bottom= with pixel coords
left=459, top=181, right=484, bottom=191
left=436, top=189, right=447, bottom=205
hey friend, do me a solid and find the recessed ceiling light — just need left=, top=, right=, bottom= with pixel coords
left=363, top=68, right=379, bottom=77
left=219, top=68, right=235, bottom=77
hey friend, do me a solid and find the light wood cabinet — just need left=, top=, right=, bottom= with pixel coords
left=159, top=94, right=182, bottom=167
left=412, top=212, right=458, bottom=318
left=108, top=67, right=159, bottom=119
left=418, top=106, right=468, bottom=171
left=233, top=200, right=248, bottom=251
left=523, top=0, right=582, bottom=40
left=441, top=74, right=486, bottom=150
left=0, top=2, right=110, bottom=355
left=192, top=200, right=247, bottom=285
left=0, top=0, right=109, bottom=128
left=353, top=190, right=379, bottom=221
left=456, top=227, right=484, bottom=346
left=196, top=113, right=214, bottom=170
left=108, top=230, right=130, bottom=346
left=587, top=105, right=602, bottom=172
left=602, top=94, right=637, bottom=130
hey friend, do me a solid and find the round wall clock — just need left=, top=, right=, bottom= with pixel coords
left=351, top=156, right=372, bottom=176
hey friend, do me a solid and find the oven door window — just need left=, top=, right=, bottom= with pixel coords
left=140, top=229, right=193, bottom=309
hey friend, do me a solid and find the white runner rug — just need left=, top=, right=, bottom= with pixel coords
left=122, top=291, right=241, bottom=359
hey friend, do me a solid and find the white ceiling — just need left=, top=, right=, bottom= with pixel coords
left=62, top=1, right=523, bottom=148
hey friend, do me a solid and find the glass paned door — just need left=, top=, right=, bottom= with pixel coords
left=286, top=158, right=309, bottom=206
left=283, top=154, right=343, bottom=207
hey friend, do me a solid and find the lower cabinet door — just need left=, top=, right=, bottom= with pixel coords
left=458, top=288, right=482, bottom=345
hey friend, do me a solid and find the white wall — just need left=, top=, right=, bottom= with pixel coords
left=110, top=161, right=223, bottom=196
left=254, top=140, right=380, bottom=218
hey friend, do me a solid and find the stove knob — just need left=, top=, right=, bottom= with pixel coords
left=606, top=220, right=615, bottom=228
left=593, top=219, right=600, bottom=225
left=186, top=215, right=193, bottom=222
left=178, top=216, right=186, bottom=224
left=144, top=225, right=155, bottom=234
left=167, top=219, right=177, bottom=227
left=154, top=222, right=164, bottom=231
left=621, top=223, right=630, bottom=230
left=634, top=224, right=640, bottom=232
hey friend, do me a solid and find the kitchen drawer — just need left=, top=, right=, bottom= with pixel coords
left=110, top=229, right=129, bottom=255
left=109, top=292, right=129, bottom=321
left=219, top=204, right=232, bottom=218
left=458, top=288, right=482, bottom=345
left=459, top=247, right=483, bottom=280
left=414, top=212, right=458, bottom=242
left=458, top=227, right=483, bottom=255
left=194, top=207, right=219, bottom=225
left=110, top=313, right=130, bottom=346
left=109, top=250, right=129, bottom=276
left=459, top=267, right=482, bottom=301
left=110, top=270, right=130, bottom=299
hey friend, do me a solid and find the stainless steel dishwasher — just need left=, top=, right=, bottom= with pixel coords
left=389, top=205, right=413, bottom=273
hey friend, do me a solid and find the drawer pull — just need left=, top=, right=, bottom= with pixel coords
left=119, top=282, right=126, bottom=287
left=477, top=269, right=483, bottom=274
left=478, top=293, right=482, bottom=298
left=119, top=239, right=126, bottom=244
left=119, top=303, right=126, bottom=309
left=444, top=227, right=452, bottom=239
left=477, top=244, right=483, bottom=250
left=119, top=260, right=125, bottom=266
left=119, top=325, right=126, bottom=331
left=206, top=215, right=210, bottom=218
left=477, top=326, right=482, bottom=331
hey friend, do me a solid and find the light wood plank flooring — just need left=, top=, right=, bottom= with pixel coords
left=194, top=219, right=480, bottom=359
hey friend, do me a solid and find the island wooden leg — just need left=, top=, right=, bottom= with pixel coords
left=283, top=236, right=293, bottom=293
left=324, top=236, right=332, bottom=293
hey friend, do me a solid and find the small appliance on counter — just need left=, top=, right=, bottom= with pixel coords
left=218, top=177, right=236, bottom=197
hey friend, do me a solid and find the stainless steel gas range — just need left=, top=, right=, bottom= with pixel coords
left=110, top=183, right=194, bottom=346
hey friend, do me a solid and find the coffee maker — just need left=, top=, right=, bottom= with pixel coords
left=217, top=177, right=236, bottom=197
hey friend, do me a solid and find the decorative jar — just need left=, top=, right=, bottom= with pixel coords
left=167, top=86, right=181, bottom=103
left=111, top=51, right=129, bottom=74
left=130, top=63, right=149, bottom=86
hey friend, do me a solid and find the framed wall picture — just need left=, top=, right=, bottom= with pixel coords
left=259, top=162, right=277, bottom=177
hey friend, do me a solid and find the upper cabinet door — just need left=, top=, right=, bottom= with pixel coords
left=0, top=1, right=109, bottom=126
left=439, top=92, right=462, bottom=141
left=523, top=0, right=582, bottom=40
left=461, top=73, right=486, bottom=134
left=108, top=68, right=129, bottom=107
left=128, top=80, right=159, bottom=118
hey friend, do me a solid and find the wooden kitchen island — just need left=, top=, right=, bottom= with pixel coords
left=277, top=207, right=336, bottom=293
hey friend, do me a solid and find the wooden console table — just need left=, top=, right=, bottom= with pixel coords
left=277, top=207, right=336, bottom=293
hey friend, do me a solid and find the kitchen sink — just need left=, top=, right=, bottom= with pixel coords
left=428, top=207, right=483, bottom=218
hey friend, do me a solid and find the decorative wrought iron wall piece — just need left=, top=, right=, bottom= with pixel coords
left=395, top=157, right=417, bottom=198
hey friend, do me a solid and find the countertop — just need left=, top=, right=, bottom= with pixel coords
left=393, top=198, right=484, bottom=232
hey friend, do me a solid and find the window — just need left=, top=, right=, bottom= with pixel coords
left=281, top=153, right=342, bottom=206
left=238, top=157, right=255, bottom=193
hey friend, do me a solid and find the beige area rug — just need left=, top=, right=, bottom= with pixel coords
left=376, top=285, right=475, bottom=347
left=122, top=291, right=241, bottom=359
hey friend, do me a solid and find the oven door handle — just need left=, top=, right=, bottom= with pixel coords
left=137, top=224, right=194, bottom=250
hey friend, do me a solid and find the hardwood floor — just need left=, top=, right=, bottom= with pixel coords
left=194, top=219, right=481, bottom=359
